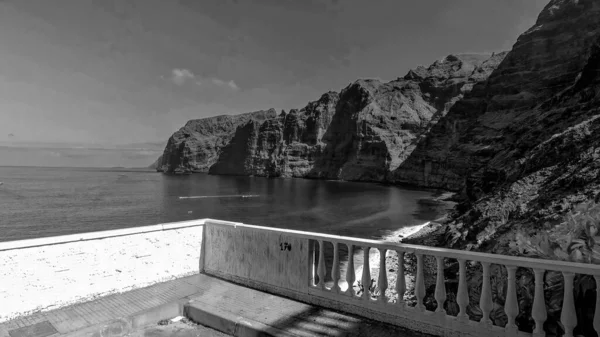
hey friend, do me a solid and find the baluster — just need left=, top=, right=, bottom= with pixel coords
left=457, top=259, right=469, bottom=323
left=331, top=242, right=340, bottom=293
left=415, top=253, right=426, bottom=311
left=346, top=244, right=356, bottom=297
left=479, top=262, right=493, bottom=328
left=396, top=250, right=406, bottom=306
left=378, top=248, right=388, bottom=304
left=310, top=240, right=317, bottom=286
left=434, top=256, right=446, bottom=316
left=362, top=246, right=371, bottom=301
left=505, top=266, right=518, bottom=336
left=532, top=269, right=547, bottom=337
left=594, top=275, right=600, bottom=335
left=560, top=272, right=577, bottom=337
left=317, top=240, right=326, bottom=289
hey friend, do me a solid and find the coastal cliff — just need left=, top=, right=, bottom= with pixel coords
left=400, top=0, right=600, bottom=251
left=156, top=0, right=600, bottom=254
left=159, top=53, right=505, bottom=178
left=156, top=109, right=276, bottom=174
left=209, top=92, right=339, bottom=177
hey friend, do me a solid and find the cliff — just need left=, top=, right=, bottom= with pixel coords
left=181, top=53, right=504, bottom=179
left=209, top=91, right=339, bottom=177
left=398, top=0, right=600, bottom=251
left=309, top=53, right=506, bottom=181
left=157, top=109, right=276, bottom=174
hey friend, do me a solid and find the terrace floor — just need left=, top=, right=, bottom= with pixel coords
left=0, top=273, right=429, bottom=337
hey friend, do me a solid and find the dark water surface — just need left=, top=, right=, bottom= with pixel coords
left=0, top=166, right=453, bottom=242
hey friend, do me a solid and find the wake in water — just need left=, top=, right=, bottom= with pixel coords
left=178, top=194, right=260, bottom=199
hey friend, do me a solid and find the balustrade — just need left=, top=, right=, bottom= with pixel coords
left=203, top=220, right=600, bottom=337
left=307, top=236, right=600, bottom=337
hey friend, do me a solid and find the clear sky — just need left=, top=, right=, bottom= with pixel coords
left=0, top=0, right=549, bottom=146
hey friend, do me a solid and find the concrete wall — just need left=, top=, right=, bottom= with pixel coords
left=203, top=222, right=309, bottom=294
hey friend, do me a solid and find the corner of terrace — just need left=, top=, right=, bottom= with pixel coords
left=1, top=218, right=599, bottom=337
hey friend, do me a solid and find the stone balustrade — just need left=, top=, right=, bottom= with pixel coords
left=202, top=220, right=600, bottom=337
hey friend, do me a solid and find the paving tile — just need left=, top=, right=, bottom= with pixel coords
left=5, top=321, right=57, bottom=337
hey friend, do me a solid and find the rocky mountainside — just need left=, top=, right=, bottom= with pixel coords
left=159, top=52, right=506, bottom=177
left=156, top=109, right=276, bottom=174
left=208, top=92, right=339, bottom=177
left=399, top=0, right=600, bottom=251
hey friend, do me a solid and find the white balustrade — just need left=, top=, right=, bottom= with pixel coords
left=203, top=220, right=600, bottom=337
left=362, top=246, right=371, bottom=301
left=331, top=243, right=340, bottom=293
left=479, top=262, right=493, bottom=329
left=456, top=259, right=469, bottom=323
left=434, top=256, right=446, bottom=318
left=561, top=272, right=577, bottom=337
left=302, top=235, right=600, bottom=337
left=396, top=250, right=406, bottom=307
left=378, top=248, right=388, bottom=304
left=504, top=266, right=518, bottom=336
left=346, top=244, right=356, bottom=297
left=317, top=240, right=326, bottom=289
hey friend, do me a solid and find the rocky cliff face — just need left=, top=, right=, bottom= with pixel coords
left=188, top=53, right=504, bottom=179
left=308, top=53, right=507, bottom=181
left=209, top=92, right=339, bottom=177
left=398, top=0, right=600, bottom=251
left=157, top=109, right=276, bottom=174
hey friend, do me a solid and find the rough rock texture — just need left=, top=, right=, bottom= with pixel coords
left=209, top=92, right=339, bottom=177
left=157, top=109, right=276, bottom=174
left=309, top=53, right=506, bottom=181
left=175, top=53, right=504, bottom=179
left=398, top=0, right=600, bottom=251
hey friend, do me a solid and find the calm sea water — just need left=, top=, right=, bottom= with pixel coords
left=0, top=166, right=453, bottom=242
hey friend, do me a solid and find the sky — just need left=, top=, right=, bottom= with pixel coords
left=0, top=0, right=550, bottom=149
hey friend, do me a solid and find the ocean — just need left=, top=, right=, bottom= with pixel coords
left=0, top=166, right=453, bottom=242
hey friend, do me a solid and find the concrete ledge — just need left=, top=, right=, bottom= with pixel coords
left=0, top=219, right=213, bottom=251
left=184, top=303, right=297, bottom=337
left=64, top=300, right=185, bottom=337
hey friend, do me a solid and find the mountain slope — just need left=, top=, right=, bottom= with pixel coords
left=156, top=109, right=276, bottom=174
left=180, top=52, right=504, bottom=179
left=397, top=0, right=600, bottom=251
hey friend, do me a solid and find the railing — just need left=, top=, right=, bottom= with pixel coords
left=202, top=220, right=600, bottom=337
left=307, top=235, right=600, bottom=337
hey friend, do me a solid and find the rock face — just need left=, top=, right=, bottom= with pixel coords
left=397, top=0, right=600, bottom=250
left=175, top=53, right=504, bottom=179
left=157, top=109, right=276, bottom=174
left=309, top=53, right=506, bottom=181
left=209, top=92, right=339, bottom=177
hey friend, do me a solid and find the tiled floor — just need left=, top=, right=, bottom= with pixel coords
left=0, top=226, right=203, bottom=322
left=0, top=275, right=203, bottom=337
left=1, top=273, right=431, bottom=337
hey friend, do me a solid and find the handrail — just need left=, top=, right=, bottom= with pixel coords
left=205, top=220, right=600, bottom=275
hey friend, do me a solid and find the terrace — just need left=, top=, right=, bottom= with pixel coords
left=1, top=219, right=598, bottom=337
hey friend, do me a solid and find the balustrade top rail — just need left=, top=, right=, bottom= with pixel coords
left=205, top=220, right=600, bottom=276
